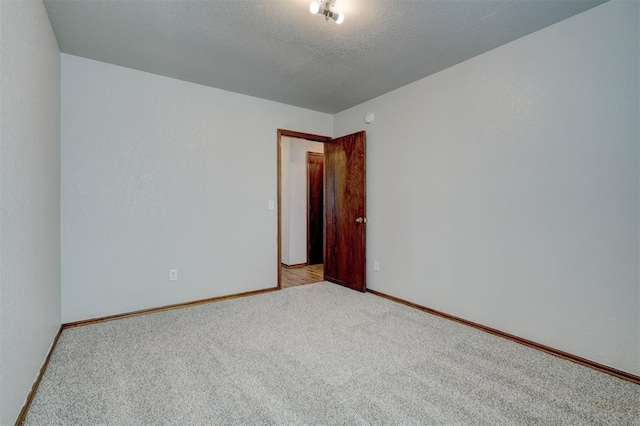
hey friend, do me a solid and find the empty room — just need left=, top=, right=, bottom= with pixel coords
left=1, top=0, right=639, bottom=424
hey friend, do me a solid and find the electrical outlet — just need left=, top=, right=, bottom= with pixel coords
left=373, top=261, right=380, bottom=272
left=169, top=269, right=178, bottom=281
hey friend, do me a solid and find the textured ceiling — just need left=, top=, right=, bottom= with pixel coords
left=44, top=0, right=606, bottom=113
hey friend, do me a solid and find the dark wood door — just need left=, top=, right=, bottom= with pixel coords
left=307, top=152, right=324, bottom=265
left=324, top=131, right=366, bottom=292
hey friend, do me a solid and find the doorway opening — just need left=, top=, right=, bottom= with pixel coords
left=278, top=130, right=329, bottom=289
left=277, top=129, right=367, bottom=292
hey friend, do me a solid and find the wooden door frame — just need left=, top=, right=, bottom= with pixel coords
left=277, top=129, right=331, bottom=289
left=306, top=152, right=325, bottom=266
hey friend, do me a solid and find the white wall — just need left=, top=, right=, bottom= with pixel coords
left=334, top=0, right=639, bottom=375
left=280, top=137, right=292, bottom=265
left=280, top=137, right=324, bottom=266
left=0, top=0, right=61, bottom=423
left=61, top=54, right=332, bottom=322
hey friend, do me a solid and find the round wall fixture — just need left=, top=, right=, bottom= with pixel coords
left=364, top=112, right=375, bottom=124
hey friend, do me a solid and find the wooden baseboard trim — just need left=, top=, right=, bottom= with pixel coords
left=368, top=289, right=640, bottom=385
left=63, top=287, right=279, bottom=329
left=15, top=325, right=63, bottom=425
left=282, top=263, right=308, bottom=269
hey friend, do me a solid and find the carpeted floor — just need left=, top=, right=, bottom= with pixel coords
left=25, top=282, right=639, bottom=425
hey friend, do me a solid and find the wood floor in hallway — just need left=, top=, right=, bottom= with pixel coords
left=281, top=264, right=324, bottom=288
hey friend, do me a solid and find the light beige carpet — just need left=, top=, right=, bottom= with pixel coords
left=25, top=282, right=639, bottom=425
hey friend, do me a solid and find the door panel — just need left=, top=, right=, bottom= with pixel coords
left=324, top=131, right=366, bottom=292
left=307, top=153, right=324, bottom=265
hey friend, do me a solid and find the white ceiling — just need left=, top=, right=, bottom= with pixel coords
left=44, top=0, right=606, bottom=113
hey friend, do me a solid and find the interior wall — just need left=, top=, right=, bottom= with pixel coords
left=0, top=0, right=62, bottom=423
left=61, top=54, right=332, bottom=323
left=280, top=137, right=292, bottom=265
left=334, top=0, right=639, bottom=375
left=281, top=138, right=324, bottom=266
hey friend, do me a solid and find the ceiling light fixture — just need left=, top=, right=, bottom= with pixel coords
left=310, top=0, right=344, bottom=24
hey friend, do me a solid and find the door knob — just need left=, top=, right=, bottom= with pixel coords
left=355, top=217, right=366, bottom=223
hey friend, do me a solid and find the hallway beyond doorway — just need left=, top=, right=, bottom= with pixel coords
left=281, top=264, right=324, bottom=288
